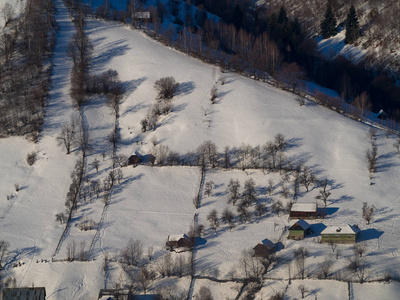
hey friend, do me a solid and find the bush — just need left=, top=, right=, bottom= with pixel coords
left=26, top=152, right=37, bottom=166
left=154, top=77, right=179, bottom=99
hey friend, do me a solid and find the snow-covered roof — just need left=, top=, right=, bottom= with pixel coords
left=255, top=239, right=274, bottom=249
left=291, top=203, right=317, bottom=212
left=321, top=224, right=360, bottom=235
left=168, top=234, right=190, bottom=242
left=290, top=219, right=310, bottom=230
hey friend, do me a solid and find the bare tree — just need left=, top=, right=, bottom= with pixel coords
left=237, top=203, right=251, bottom=223
left=347, top=255, right=368, bottom=283
left=204, top=181, right=214, bottom=197
left=137, top=267, right=153, bottom=294
left=154, top=77, right=179, bottom=99
left=275, top=133, right=287, bottom=151
left=298, top=284, right=308, bottom=299
left=271, top=200, right=283, bottom=216
left=393, top=136, right=400, bottom=156
left=195, top=286, right=213, bottom=300
left=362, top=202, right=375, bottom=225
left=353, top=242, right=367, bottom=257
left=174, top=255, right=187, bottom=278
left=242, top=178, right=257, bottom=207
left=227, top=179, right=240, bottom=206
left=294, top=247, right=309, bottom=280
left=66, top=240, right=76, bottom=261
left=329, top=241, right=337, bottom=253
left=266, top=178, right=275, bottom=195
left=207, top=209, right=219, bottom=231
left=122, top=238, right=143, bottom=266
left=301, top=166, right=316, bottom=192
left=57, top=119, right=78, bottom=154
left=353, top=92, right=372, bottom=121
left=1, top=3, right=15, bottom=27
left=368, top=127, right=378, bottom=141
left=318, top=258, right=334, bottom=279
left=221, top=207, right=235, bottom=231
left=210, top=85, right=217, bottom=104
left=55, top=212, right=67, bottom=224
left=315, top=179, right=331, bottom=207
left=156, top=252, right=173, bottom=277
left=26, top=152, right=37, bottom=166
left=255, top=202, right=267, bottom=217
left=366, top=145, right=378, bottom=173
left=92, top=158, right=100, bottom=172
left=0, top=240, right=10, bottom=270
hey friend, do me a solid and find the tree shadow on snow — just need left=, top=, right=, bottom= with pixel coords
left=123, top=77, right=148, bottom=98
left=176, top=81, right=195, bottom=96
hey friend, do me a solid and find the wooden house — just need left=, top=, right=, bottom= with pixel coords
left=321, top=224, right=360, bottom=244
left=128, top=155, right=141, bottom=166
left=3, top=287, right=46, bottom=300
left=98, top=289, right=134, bottom=300
left=288, top=219, right=311, bottom=240
left=290, top=203, right=318, bottom=219
left=167, top=234, right=192, bottom=249
left=253, top=239, right=275, bottom=257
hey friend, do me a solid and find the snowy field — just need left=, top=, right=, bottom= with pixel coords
left=1, top=0, right=400, bottom=298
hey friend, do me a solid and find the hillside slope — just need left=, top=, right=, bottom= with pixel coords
left=0, top=1, right=400, bottom=298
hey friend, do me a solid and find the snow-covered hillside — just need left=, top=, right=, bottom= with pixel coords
left=1, top=0, right=400, bottom=298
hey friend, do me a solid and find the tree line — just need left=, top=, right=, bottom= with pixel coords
left=0, top=0, right=56, bottom=140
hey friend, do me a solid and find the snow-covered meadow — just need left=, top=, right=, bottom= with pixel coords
left=1, top=0, right=400, bottom=298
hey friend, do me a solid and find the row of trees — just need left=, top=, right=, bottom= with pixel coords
left=0, top=0, right=56, bottom=140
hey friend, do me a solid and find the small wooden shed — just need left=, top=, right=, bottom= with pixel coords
left=288, top=219, right=311, bottom=240
left=321, top=224, right=360, bottom=244
left=253, top=239, right=275, bottom=257
left=167, top=234, right=192, bottom=248
left=128, top=155, right=141, bottom=166
left=290, top=203, right=318, bottom=219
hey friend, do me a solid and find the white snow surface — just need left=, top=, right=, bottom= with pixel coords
left=291, top=202, right=317, bottom=212
left=321, top=224, right=360, bottom=235
left=0, top=0, right=400, bottom=298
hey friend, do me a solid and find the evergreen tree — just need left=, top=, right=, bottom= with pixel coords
left=345, top=4, right=360, bottom=44
left=278, top=6, right=288, bottom=24
left=320, top=1, right=337, bottom=39
left=231, top=4, right=243, bottom=30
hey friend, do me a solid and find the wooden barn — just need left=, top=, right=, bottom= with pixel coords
left=288, top=219, right=311, bottom=240
left=3, top=287, right=46, bottom=300
left=253, top=239, right=275, bottom=257
left=321, top=224, right=360, bottom=244
left=290, top=203, right=318, bottom=219
left=128, top=155, right=141, bottom=166
left=98, top=289, right=134, bottom=300
left=167, top=234, right=192, bottom=249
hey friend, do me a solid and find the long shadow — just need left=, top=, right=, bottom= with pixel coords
left=172, top=102, right=188, bottom=113
left=358, top=228, right=383, bottom=242
left=122, top=101, right=149, bottom=116
left=111, top=173, right=145, bottom=197
left=286, top=137, right=303, bottom=149
left=310, top=223, right=327, bottom=236
left=92, top=40, right=131, bottom=68
left=123, top=77, right=148, bottom=98
left=176, top=81, right=195, bottom=96
left=329, top=195, right=354, bottom=206
left=218, top=89, right=232, bottom=100
left=5, top=246, right=42, bottom=269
